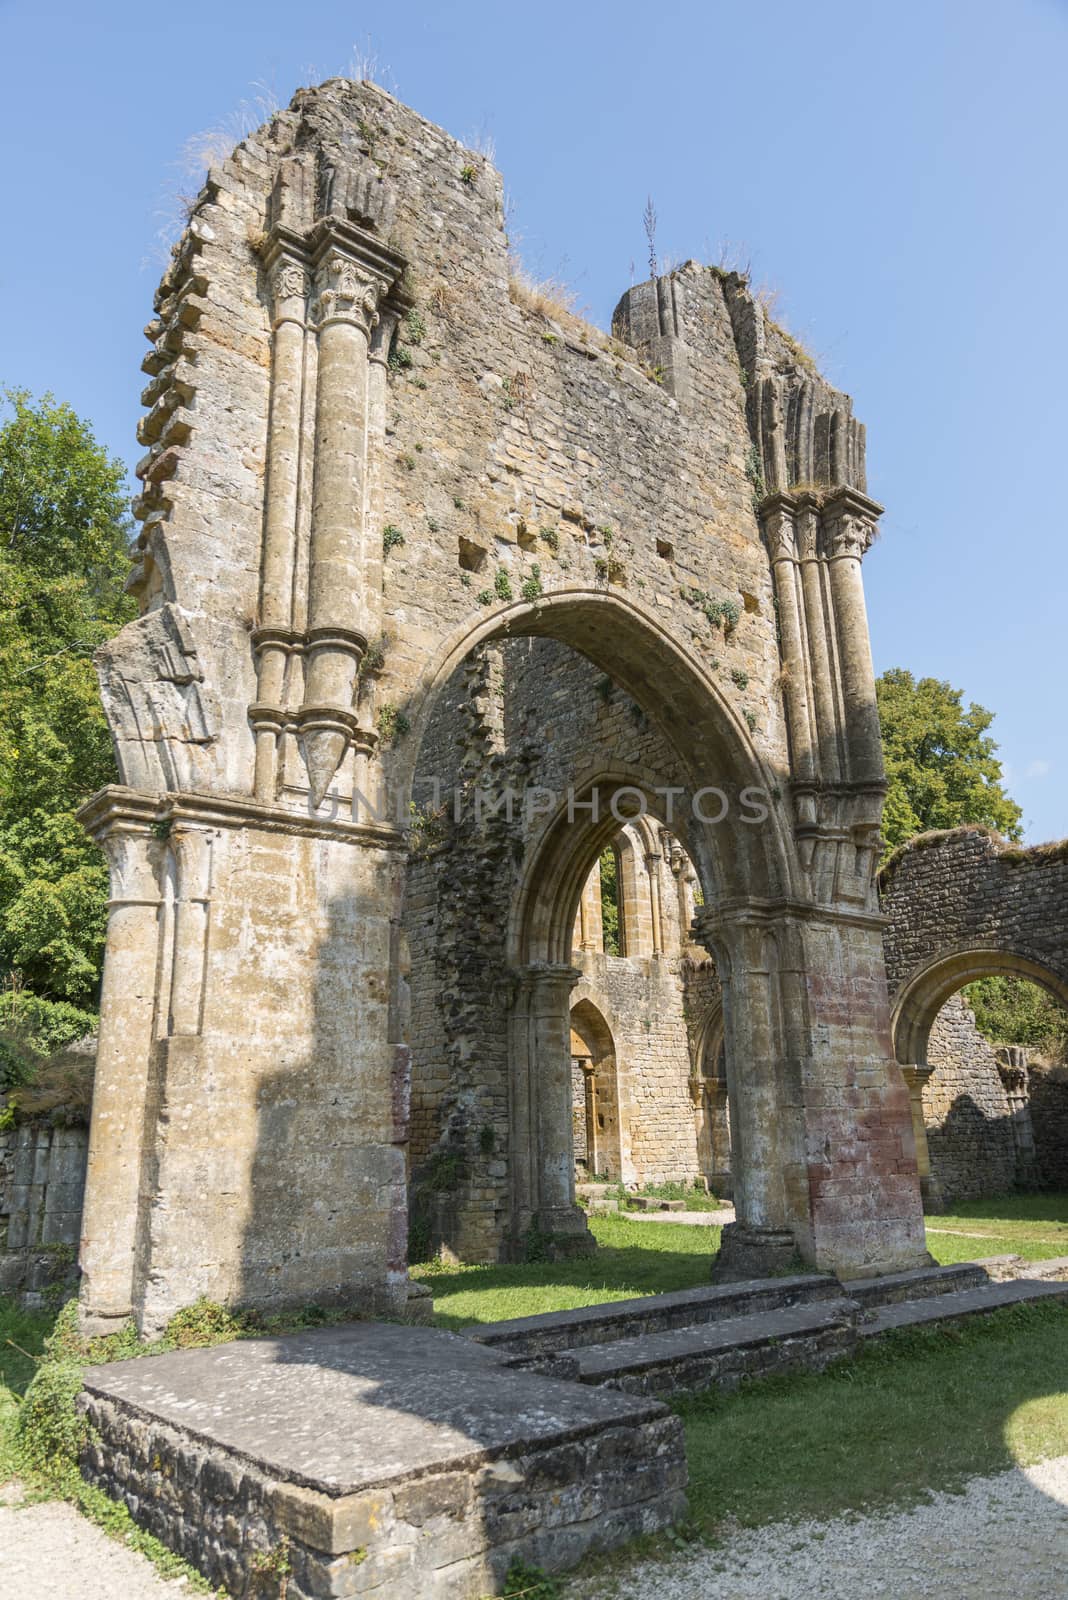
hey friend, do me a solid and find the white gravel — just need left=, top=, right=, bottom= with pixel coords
left=0, top=1486, right=194, bottom=1599
left=2, top=1456, right=1065, bottom=1598
left=567, top=1454, right=1068, bottom=1600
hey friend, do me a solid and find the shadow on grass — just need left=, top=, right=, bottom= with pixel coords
left=417, top=1217, right=723, bottom=1329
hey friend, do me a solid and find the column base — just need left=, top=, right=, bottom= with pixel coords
left=534, top=1206, right=597, bottom=1260
left=920, top=1174, right=947, bottom=1214
left=710, top=1223, right=801, bottom=1282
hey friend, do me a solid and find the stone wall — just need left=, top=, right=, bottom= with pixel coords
left=0, top=1123, right=88, bottom=1303
left=923, top=994, right=1016, bottom=1202
left=78, top=73, right=932, bottom=1329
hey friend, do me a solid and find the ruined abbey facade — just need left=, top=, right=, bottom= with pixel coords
left=74, top=78, right=938, bottom=1334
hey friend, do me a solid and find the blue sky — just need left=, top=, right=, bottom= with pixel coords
left=2, top=0, right=1065, bottom=840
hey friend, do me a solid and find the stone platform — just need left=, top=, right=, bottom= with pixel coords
left=79, top=1320, right=686, bottom=1599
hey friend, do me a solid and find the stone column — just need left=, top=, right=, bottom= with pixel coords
left=901, top=1063, right=946, bottom=1212
left=251, top=253, right=309, bottom=802
left=796, top=494, right=842, bottom=786
left=709, top=919, right=804, bottom=1277
left=823, top=491, right=884, bottom=787
left=510, top=965, right=595, bottom=1254
left=167, top=825, right=214, bottom=1037
left=706, top=1078, right=733, bottom=1199
left=762, top=496, right=817, bottom=822
left=78, top=812, right=164, bottom=1332
left=297, top=244, right=381, bottom=804
left=645, top=850, right=664, bottom=956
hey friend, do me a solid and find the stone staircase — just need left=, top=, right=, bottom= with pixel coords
left=462, top=1259, right=1068, bottom=1400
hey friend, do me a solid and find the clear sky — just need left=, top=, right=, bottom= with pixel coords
left=2, top=0, right=1065, bottom=840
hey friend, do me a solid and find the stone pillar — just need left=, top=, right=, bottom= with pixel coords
left=703, top=907, right=929, bottom=1280
left=705, top=1078, right=733, bottom=1199
left=823, top=491, right=884, bottom=787
left=509, top=965, right=594, bottom=1255
left=297, top=245, right=380, bottom=804
left=710, top=920, right=805, bottom=1278
left=646, top=850, right=665, bottom=957
left=251, top=253, right=309, bottom=802
left=795, top=494, right=843, bottom=787
left=762, top=496, right=817, bottom=822
left=77, top=806, right=164, bottom=1332
left=900, top=1063, right=946, bottom=1212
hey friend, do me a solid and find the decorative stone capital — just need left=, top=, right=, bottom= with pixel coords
left=760, top=494, right=798, bottom=563
left=311, top=249, right=385, bottom=336
left=821, top=488, right=883, bottom=562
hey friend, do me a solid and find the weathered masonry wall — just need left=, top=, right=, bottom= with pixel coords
left=882, top=827, right=1068, bottom=1204
left=0, top=1124, right=88, bottom=1303
left=80, top=71, right=931, bottom=1333
left=924, top=994, right=1017, bottom=1202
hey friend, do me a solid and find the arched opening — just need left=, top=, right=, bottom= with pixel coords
left=892, top=949, right=1068, bottom=1209
left=569, top=997, right=621, bottom=1181
left=398, top=586, right=891, bottom=1277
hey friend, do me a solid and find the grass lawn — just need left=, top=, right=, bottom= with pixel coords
left=678, top=1300, right=1068, bottom=1528
left=924, top=1191, right=1068, bottom=1264
left=416, top=1213, right=722, bottom=1329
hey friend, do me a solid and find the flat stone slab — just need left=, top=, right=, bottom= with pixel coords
left=861, top=1276, right=1068, bottom=1337
left=81, top=1319, right=688, bottom=1597
left=82, top=1320, right=667, bottom=1497
left=624, top=1208, right=735, bottom=1226
left=464, top=1273, right=838, bottom=1357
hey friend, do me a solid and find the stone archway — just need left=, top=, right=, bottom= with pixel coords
left=78, top=78, right=929, bottom=1332
left=569, top=998, right=621, bottom=1182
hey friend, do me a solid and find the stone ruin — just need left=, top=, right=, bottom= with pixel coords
left=0, top=76, right=1058, bottom=1598
left=75, top=73, right=935, bottom=1343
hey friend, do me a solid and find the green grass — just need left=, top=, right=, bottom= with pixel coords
left=925, top=1191, right=1068, bottom=1264
left=414, top=1194, right=1068, bottom=1330
left=416, top=1214, right=721, bottom=1329
left=677, top=1300, right=1068, bottom=1529
left=0, top=1298, right=54, bottom=1480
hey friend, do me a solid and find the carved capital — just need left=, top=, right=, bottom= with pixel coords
left=761, top=496, right=798, bottom=563
left=312, top=249, right=385, bottom=336
left=271, top=258, right=309, bottom=309
left=825, top=511, right=874, bottom=560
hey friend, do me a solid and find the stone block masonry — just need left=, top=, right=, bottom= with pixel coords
left=79, top=71, right=929, bottom=1334
left=80, top=1321, right=686, bottom=1599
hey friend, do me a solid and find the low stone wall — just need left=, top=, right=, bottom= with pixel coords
left=0, top=1122, right=87, bottom=1303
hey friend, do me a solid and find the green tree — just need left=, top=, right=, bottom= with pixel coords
left=962, top=976, right=1068, bottom=1061
left=0, top=388, right=134, bottom=1022
left=876, top=668, right=1022, bottom=855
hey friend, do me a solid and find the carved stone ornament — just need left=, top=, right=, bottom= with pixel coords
left=313, top=253, right=382, bottom=333
left=271, top=260, right=308, bottom=305
left=827, top=513, right=874, bottom=560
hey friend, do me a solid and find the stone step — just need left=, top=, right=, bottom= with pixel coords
left=627, top=1195, right=686, bottom=1211
left=463, top=1272, right=840, bottom=1359
left=859, top=1274, right=1068, bottom=1337
left=844, top=1261, right=991, bottom=1308
left=585, top=1198, right=621, bottom=1214
left=565, top=1297, right=860, bottom=1398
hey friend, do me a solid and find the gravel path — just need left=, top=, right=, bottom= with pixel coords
left=567, top=1454, right=1068, bottom=1599
left=0, top=1486, right=193, bottom=1599
left=622, top=1208, right=735, bottom=1226
left=3, top=1455, right=1065, bottom=1597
